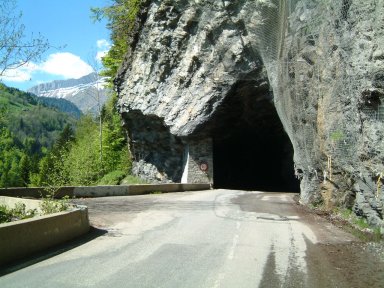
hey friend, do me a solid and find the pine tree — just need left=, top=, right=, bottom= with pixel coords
left=19, top=154, right=31, bottom=186
left=54, top=124, right=75, bottom=153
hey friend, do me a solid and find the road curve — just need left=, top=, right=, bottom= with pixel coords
left=0, top=189, right=383, bottom=287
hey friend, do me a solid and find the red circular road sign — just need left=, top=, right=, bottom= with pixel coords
left=200, top=162, right=208, bottom=172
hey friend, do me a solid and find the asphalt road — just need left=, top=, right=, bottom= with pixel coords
left=1, top=189, right=383, bottom=287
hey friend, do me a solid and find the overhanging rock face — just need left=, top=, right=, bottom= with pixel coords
left=117, top=0, right=270, bottom=185
left=118, top=1, right=264, bottom=136
left=117, top=0, right=384, bottom=230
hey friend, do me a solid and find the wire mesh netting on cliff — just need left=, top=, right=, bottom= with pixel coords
left=253, top=0, right=384, bottom=203
left=178, top=0, right=384, bottom=204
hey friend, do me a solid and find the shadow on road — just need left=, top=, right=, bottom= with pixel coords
left=0, top=226, right=107, bottom=276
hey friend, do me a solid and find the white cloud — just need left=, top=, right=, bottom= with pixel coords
left=0, top=62, right=39, bottom=82
left=0, top=52, right=94, bottom=84
left=40, top=52, right=93, bottom=78
left=97, top=39, right=110, bottom=49
left=96, top=39, right=111, bottom=61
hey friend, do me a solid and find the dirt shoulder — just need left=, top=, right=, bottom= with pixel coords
left=234, top=192, right=384, bottom=287
left=294, top=196, right=384, bottom=288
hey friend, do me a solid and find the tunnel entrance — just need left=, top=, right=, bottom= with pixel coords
left=209, top=76, right=299, bottom=192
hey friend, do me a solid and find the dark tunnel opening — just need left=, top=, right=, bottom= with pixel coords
left=212, top=110, right=299, bottom=191
left=209, top=76, right=300, bottom=192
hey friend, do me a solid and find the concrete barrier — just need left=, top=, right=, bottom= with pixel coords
left=0, top=186, right=75, bottom=199
left=0, top=203, right=89, bottom=266
left=126, top=183, right=211, bottom=195
left=0, top=183, right=211, bottom=199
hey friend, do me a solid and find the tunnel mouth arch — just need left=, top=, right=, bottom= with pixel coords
left=207, top=75, right=300, bottom=192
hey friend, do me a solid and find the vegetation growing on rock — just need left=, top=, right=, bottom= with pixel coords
left=91, top=0, right=144, bottom=83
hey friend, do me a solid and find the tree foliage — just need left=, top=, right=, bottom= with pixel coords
left=36, top=97, right=82, bottom=119
left=0, top=128, right=25, bottom=187
left=61, top=95, right=131, bottom=186
left=91, top=0, right=143, bottom=81
left=0, top=84, right=76, bottom=188
left=0, top=83, right=132, bottom=188
left=0, top=83, right=76, bottom=151
left=0, top=0, right=138, bottom=188
left=34, top=93, right=132, bottom=187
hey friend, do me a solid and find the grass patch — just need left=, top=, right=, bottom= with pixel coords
left=98, top=170, right=127, bottom=185
left=120, top=174, right=147, bottom=185
left=98, top=172, right=147, bottom=185
left=150, top=191, right=163, bottom=195
left=336, top=208, right=383, bottom=242
left=300, top=202, right=383, bottom=242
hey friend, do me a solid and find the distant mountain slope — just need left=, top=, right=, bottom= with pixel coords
left=35, top=96, right=82, bottom=119
left=28, top=72, right=109, bottom=114
left=0, top=83, right=77, bottom=149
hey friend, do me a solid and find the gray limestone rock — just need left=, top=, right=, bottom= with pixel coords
left=117, top=0, right=264, bottom=136
left=275, top=0, right=384, bottom=229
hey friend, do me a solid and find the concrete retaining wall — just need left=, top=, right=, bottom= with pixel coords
left=0, top=183, right=211, bottom=199
left=0, top=186, right=75, bottom=199
left=0, top=206, right=89, bottom=266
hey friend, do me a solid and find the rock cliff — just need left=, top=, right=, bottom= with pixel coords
left=275, top=0, right=384, bottom=230
left=116, top=0, right=384, bottom=231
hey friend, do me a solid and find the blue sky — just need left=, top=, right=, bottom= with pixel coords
left=1, top=0, right=111, bottom=91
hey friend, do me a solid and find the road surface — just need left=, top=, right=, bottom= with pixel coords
left=1, top=189, right=383, bottom=287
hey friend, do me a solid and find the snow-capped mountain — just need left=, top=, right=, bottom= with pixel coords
left=28, top=72, right=110, bottom=114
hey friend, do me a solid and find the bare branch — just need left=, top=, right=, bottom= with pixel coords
left=0, top=0, right=49, bottom=76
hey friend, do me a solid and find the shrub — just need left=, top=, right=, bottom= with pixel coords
left=39, top=192, right=70, bottom=215
left=0, top=204, right=12, bottom=223
left=120, top=174, right=147, bottom=185
left=98, top=170, right=126, bottom=185
left=0, top=203, right=37, bottom=224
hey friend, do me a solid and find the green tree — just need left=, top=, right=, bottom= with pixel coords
left=0, top=84, right=77, bottom=188
left=0, top=106, right=7, bottom=128
left=91, top=0, right=143, bottom=81
left=60, top=97, right=132, bottom=186
left=0, top=148, right=23, bottom=188
left=33, top=124, right=75, bottom=187
left=54, top=124, right=75, bottom=152
left=0, top=128, right=23, bottom=187
left=64, top=116, right=102, bottom=185
left=7, top=157, right=23, bottom=187
left=19, top=153, right=31, bottom=186
left=102, top=95, right=131, bottom=173
left=33, top=156, right=51, bottom=187
left=29, top=93, right=133, bottom=187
